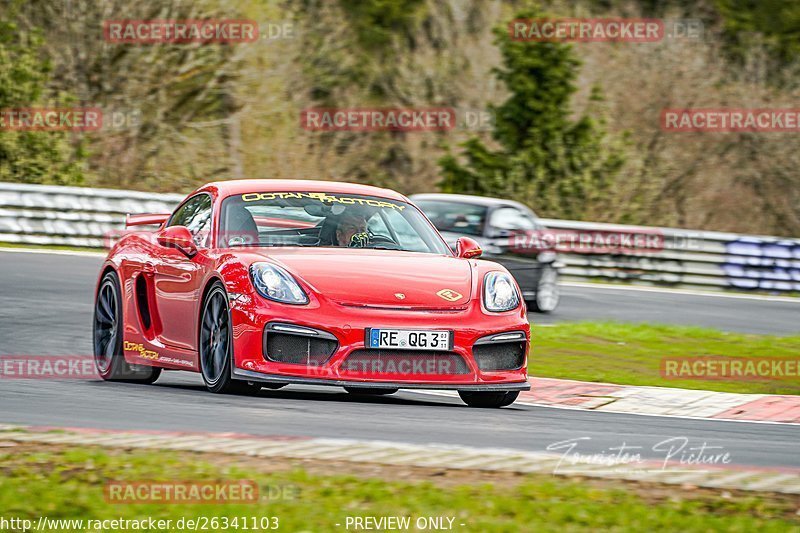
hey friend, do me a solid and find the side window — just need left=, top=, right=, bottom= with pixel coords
left=414, top=200, right=487, bottom=237
left=489, top=207, right=536, bottom=235
left=168, top=194, right=213, bottom=248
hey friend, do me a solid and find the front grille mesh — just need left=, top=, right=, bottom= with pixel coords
left=472, top=342, right=526, bottom=371
left=265, top=333, right=337, bottom=365
left=342, top=350, right=470, bottom=375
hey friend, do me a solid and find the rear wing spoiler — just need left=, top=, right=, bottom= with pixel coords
left=125, top=213, right=170, bottom=228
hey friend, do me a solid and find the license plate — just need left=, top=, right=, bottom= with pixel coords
left=366, top=328, right=452, bottom=350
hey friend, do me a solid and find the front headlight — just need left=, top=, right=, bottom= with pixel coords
left=483, top=271, right=520, bottom=312
left=250, top=263, right=309, bottom=305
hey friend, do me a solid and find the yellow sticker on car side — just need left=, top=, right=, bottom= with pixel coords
left=124, top=341, right=159, bottom=360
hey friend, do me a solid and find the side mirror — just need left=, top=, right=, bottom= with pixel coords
left=456, top=237, right=482, bottom=259
left=157, top=226, right=197, bottom=257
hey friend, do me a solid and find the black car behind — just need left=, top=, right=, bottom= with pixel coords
left=411, top=193, right=560, bottom=313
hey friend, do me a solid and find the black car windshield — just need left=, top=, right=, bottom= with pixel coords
left=219, top=191, right=451, bottom=254
left=413, top=200, right=488, bottom=237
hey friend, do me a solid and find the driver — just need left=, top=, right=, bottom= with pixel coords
left=335, top=211, right=370, bottom=247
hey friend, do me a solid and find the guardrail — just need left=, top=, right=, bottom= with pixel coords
left=0, top=182, right=183, bottom=249
left=1, top=182, right=798, bottom=293
left=536, top=218, right=800, bottom=292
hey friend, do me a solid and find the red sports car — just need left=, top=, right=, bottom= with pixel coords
left=93, top=180, right=530, bottom=407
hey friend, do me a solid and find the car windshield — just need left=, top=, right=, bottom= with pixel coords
left=413, top=200, right=488, bottom=237
left=219, top=191, right=451, bottom=254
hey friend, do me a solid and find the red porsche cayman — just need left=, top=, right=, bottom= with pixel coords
left=93, top=180, right=530, bottom=407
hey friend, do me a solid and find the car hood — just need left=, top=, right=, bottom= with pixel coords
left=245, top=248, right=473, bottom=309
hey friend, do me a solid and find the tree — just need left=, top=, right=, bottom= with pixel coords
left=13, top=0, right=244, bottom=191
left=716, top=0, right=800, bottom=85
left=0, top=16, right=84, bottom=185
left=438, top=12, right=624, bottom=220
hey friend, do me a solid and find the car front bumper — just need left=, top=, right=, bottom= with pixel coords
left=230, top=294, right=531, bottom=389
left=232, top=368, right=530, bottom=391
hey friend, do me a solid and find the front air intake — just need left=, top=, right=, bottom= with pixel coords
left=263, top=323, right=338, bottom=365
left=472, top=331, right=527, bottom=371
left=472, top=342, right=525, bottom=371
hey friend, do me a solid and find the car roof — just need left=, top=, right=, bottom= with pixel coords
left=410, top=193, right=532, bottom=211
left=197, top=179, right=408, bottom=202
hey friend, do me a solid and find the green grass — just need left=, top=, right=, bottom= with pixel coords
left=531, top=321, right=800, bottom=395
left=0, top=446, right=796, bottom=532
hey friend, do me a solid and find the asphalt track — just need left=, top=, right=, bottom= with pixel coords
left=534, top=283, right=800, bottom=335
left=0, top=250, right=798, bottom=470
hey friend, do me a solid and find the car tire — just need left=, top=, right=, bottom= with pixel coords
left=528, top=266, right=559, bottom=313
left=93, top=271, right=162, bottom=383
left=199, top=282, right=261, bottom=395
left=344, top=387, right=398, bottom=396
left=458, top=390, right=519, bottom=408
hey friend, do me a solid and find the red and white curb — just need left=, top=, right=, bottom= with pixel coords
left=522, top=378, right=800, bottom=424
left=1, top=425, right=798, bottom=495
left=414, top=378, right=800, bottom=424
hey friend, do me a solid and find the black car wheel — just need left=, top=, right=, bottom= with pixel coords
left=93, top=271, right=161, bottom=383
left=199, top=282, right=261, bottom=395
left=458, top=390, right=519, bottom=408
left=528, top=266, right=560, bottom=313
